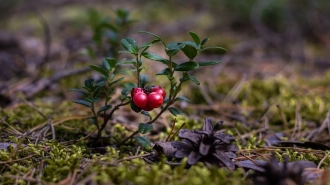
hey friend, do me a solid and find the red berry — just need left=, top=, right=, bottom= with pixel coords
left=147, top=92, right=164, bottom=108
left=131, top=88, right=144, bottom=97
left=133, top=92, right=147, bottom=108
left=150, top=86, right=166, bottom=98
left=142, top=104, right=154, bottom=111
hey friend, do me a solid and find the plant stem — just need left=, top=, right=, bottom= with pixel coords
left=136, top=55, right=140, bottom=87
left=98, top=101, right=130, bottom=139
left=116, top=98, right=174, bottom=147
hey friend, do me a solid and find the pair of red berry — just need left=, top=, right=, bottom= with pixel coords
left=131, top=86, right=166, bottom=111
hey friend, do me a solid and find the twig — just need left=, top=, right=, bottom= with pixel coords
left=21, top=98, right=47, bottom=120
left=165, top=118, right=177, bottom=142
left=168, top=122, right=185, bottom=142
left=317, top=152, right=330, bottom=169
left=3, top=174, right=45, bottom=185
left=276, top=104, right=289, bottom=130
left=48, top=116, right=55, bottom=140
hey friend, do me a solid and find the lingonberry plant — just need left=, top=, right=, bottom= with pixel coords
left=69, top=31, right=226, bottom=148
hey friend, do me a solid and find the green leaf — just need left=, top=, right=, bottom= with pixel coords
left=89, top=65, right=109, bottom=78
left=84, top=79, right=94, bottom=89
left=104, top=57, right=117, bottom=68
left=174, top=61, right=199, bottom=71
left=139, top=74, right=148, bottom=88
left=97, top=105, right=112, bottom=114
left=95, top=80, right=106, bottom=86
left=139, top=39, right=161, bottom=53
left=85, top=97, right=101, bottom=103
left=118, top=50, right=129, bottom=54
left=120, top=94, right=128, bottom=102
left=116, top=60, right=136, bottom=66
left=67, top=88, right=88, bottom=95
left=181, top=42, right=198, bottom=60
left=72, top=100, right=92, bottom=108
left=201, top=38, right=210, bottom=46
left=86, top=116, right=97, bottom=125
left=174, top=96, right=191, bottom=102
left=139, top=31, right=166, bottom=46
left=121, top=37, right=138, bottom=55
left=189, top=31, right=200, bottom=46
left=166, top=42, right=185, bottom=56
left=141, top=52, right=169, bottom=65
left=163, top=97, right=169, bottom=104
left=168, top=107, right=183, bottom=116
left=102, top=58, right=111, bottom=71
left=156, top=68, right=171, bottom=76
left=92, top=85, right=103, bottom=97
left=121, top=82, right=137, bottom=95
left=200, top=46, right=227, bottom=52
left=141, top=111, right=152, bottom=120
left=123, top=82, right=137, bottom=89
left=198, top=60, right=222, bottom=66
left=188, top=74, right=200, bottom=85
left=134, top=136, right=151, bottom=150
left=114, top=68, right=137, bottom=75
left=138, top=123, right=153, bottom=134
left=109, top=77, right=125, bottom=86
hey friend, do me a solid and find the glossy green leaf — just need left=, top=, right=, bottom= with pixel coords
left=89, top=65, right=109, bottom=78
left=118, top=50, right=129, bottom=54
left=104, top=57, right=117, bottom=68
left=138, top=123, right=153, bottom=134
left=120, top=94, right=128, bottom=102
left=139, top=39, right=160, bottom=53
left=84, top=79, right=94, bottom=89
left=92, top=85, right=103, bottom=97
left=97, top=105, right=112, bottom=114
left=198, top=60, right=222, bottom=66
left=139, top=31, right=166, bottom=46
left=116, top=60, right=136, bottom=66
left=188, top=74, right=200, bottom=85
left=72, top=100, right=92, bottom=108
left=86, top=116, right=97, bottom=125
left=102, top=58, right=111, bottom=71
left=181, top=42, right=198, bottom=60
left=201, top=38, right=210, bottom=46
left=174, top=96, right=191, bottom=102
left=121, top=37, right=138, bottom=54
left=141, top=52, right=169, bottom=65
left=168, top=107, right=183, bottom=116
left=85, top=97, right=101, bottom=103
left=123, top=82, right=137, bottom=89
left=109, top=77, right=125, bottom=86
left=139, top=74, right=148, bottom=88
left=174, top=61, right=199, bottom=71
left=156, top=68, right=171, bottom=76
left=114, top=68, right=137, bottom=75
left=141, top=111, right=152, bottom=120
left=163, top=97, right=169, bottom=104
left=200, top=46, right=227, bottom=52
left=121, top=82, right=137, bottom=95
left=131, top=100, right=142, bottom=113
left=134, top=136, right=151, bottom=150
left=67, top=88, right=88, bottom=95
left=166, top=42, right=185, bottom=56
left=95, top=80, right=106, bottom=86
left=189, top=31, right=200, bottom=46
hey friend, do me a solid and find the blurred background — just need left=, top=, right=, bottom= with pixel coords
left=1, top=0, right=330, bottom=106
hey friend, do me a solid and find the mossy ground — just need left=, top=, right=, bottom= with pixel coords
left=1, top=68, right=330, bottom=184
